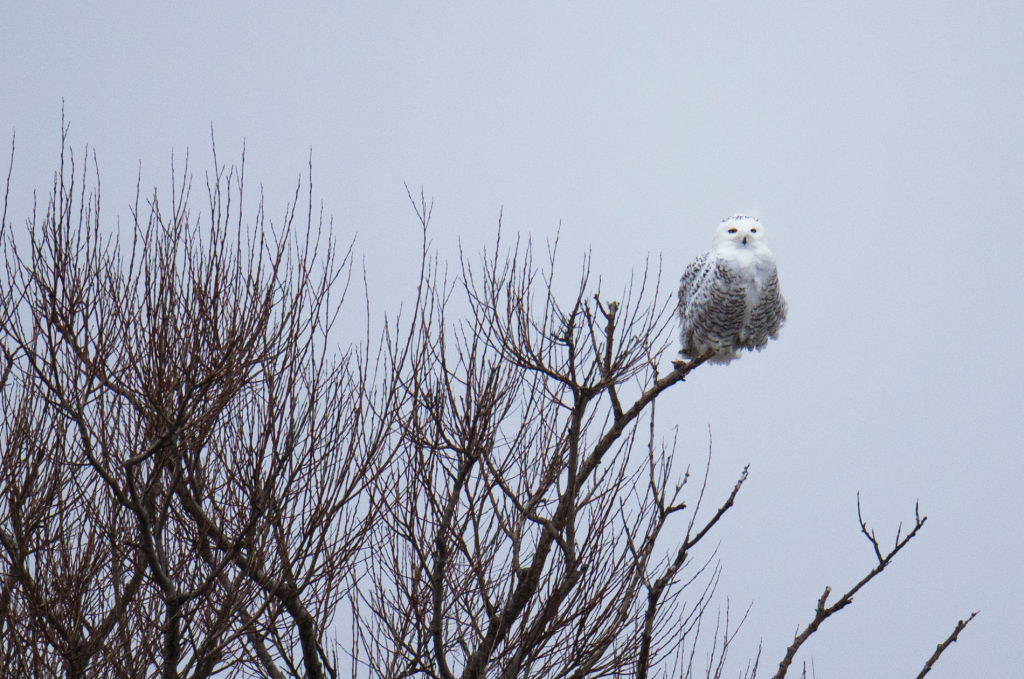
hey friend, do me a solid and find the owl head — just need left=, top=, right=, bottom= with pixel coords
left=712, top=215, right=766, bottom=251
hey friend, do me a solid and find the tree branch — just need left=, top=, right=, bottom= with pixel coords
left=915, top=611, right=978, bottom=679
left=772, top=500, right=927, bottom=679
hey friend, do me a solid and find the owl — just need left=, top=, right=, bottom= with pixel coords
left=677, top=216, right=787, bottom=364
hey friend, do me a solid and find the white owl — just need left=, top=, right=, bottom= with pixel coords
left=677, top=216, right=787, bottom=364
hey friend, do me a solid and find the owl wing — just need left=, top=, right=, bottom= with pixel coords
left=744, top=267, right=787, bottom=349
left=677, top=252, right=711, bottom=316
left=678, top=253, right=746, bottom=359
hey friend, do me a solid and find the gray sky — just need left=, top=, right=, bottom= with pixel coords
left=3, top=3, right=1022, bottom=676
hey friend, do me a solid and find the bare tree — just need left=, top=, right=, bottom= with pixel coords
left=357, top=213, right=725, bottom=675
left=352, top=195, right=976, bottom=679
left=0, top=126, right=396, bottom=678
left=0, top=129, right=974, bottom=678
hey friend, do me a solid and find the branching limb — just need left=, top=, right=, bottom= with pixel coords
left=771, top=499, right=927, bottom=679
left=637, top=466, right=748, bottom=679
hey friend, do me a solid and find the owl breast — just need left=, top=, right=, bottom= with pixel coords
left=722, top=249, right=775, bottom=293
left=720, top=249, right=777, bottom=339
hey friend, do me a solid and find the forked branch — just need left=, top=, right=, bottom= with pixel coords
left=637, top=465, right=749, bottom=679
left=772, top=498, right=926, bottom=679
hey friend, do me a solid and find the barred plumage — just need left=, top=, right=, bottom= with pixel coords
left=677, top=216, right=787, bottom=364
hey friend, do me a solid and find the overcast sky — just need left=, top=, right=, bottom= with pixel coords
left=3, top=3, right=1022, bottom=677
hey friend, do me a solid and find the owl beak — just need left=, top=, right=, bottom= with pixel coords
left=742, top=236, right=748, bottom=246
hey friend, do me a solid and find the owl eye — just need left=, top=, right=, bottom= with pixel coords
left=750, top=228, right=757, bottom=233
left=727, top=228, right=738, bottom=234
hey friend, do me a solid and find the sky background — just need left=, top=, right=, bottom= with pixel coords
left=3, top=3, right=1022, bottom=677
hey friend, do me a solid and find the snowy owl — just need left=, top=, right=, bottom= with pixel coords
left=676, top=216, right=787, bottom=364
